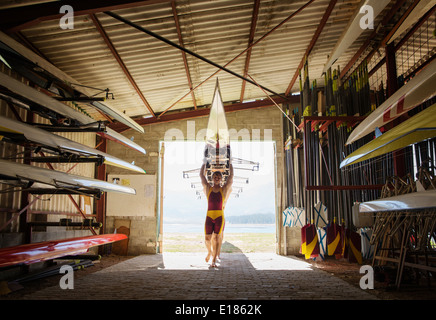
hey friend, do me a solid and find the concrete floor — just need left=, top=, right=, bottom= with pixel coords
left=20, top=252, right=377, bottom=301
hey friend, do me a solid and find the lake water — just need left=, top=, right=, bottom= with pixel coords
left=164, top=223, right=275, bottom=234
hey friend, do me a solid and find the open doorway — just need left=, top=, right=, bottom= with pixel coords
left=159, top=140, right=276, bottom=253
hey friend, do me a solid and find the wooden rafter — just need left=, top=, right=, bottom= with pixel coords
left=171, top=1, right=197, bottom=110
left=109, top=95, right=299, bottom=133
left=285, top=0, right=337, bottom=96
left=240, top=0, right=260, bottom=102
left=0, top=0, right=174, bottom=33
left=157, top=0, right=315, bottom=118
left=89, top=13, right=156, bottom=118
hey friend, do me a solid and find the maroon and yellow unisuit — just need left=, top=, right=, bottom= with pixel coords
left=205, top=188, right=225, bottom=235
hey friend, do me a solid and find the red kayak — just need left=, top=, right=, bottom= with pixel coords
left=0, top=234, right=127, bottom=268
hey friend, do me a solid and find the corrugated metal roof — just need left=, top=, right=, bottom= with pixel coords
left=0, top=0, right=56, bottom=10
left=2, top=0, right=422, bottom=122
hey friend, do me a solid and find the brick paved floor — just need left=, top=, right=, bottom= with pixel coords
left=20, top=253, right=377, bottom=300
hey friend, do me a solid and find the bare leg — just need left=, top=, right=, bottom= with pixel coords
left=217, top=232, right=223, bottom=260
left=205, top=234, right=212, bottom=263
left=211, top=233, right=220, bottom=267
left=211, top=234, right=217, bottom=257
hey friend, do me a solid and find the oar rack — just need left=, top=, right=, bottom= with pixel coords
left=288, top=115, right=386, bottom=248
left=299, top=116, right=385, bottom=191
left=298, top=115, right=364, bottom=134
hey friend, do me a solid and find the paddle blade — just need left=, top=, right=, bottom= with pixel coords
left=326, top=223, right=342, bottom=256
left=317, top=227, right=327, bottom=261
left=339, top=224, right=345, bottom=258
left=300, top=224, right=309, bottom=254
left=347, top=229, right=363, bottom=264
left=305, top=224, right=319, bottom=259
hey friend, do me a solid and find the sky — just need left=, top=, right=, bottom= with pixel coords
left=162, top=140, right=276, bottom=225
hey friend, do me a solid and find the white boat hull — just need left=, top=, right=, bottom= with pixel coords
left=346, top=59, right=436, bottom=145
left=359, top=190, right=436, bottom=213
left=203, top=80, right=231, bottom=185
left=0, top=115, right=146, bottom=174
left=0, top=159, right=136, bottom=195
left=0, top=31, right=144, bottom=133
left=0, top=72, right=145, bottom=154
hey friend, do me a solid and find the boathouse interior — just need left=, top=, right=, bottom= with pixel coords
left=0, top=0, right=435, bottom=299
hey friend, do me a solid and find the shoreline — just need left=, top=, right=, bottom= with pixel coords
left=163, top=223, right=275, bottom=234
left=163, top=232, right=276, bottom=253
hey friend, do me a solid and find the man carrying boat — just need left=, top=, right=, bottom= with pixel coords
left=200, top=163, right=233, bottom=267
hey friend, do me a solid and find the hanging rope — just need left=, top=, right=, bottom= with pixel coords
left=247, top=73, right=300, bottom=131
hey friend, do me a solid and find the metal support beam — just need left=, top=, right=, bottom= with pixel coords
left=29, top=156, right=104, bottom=165
left=240, top=0, right=260, bottom=102
left=385, top=43, right=398, bottom=97
left=109, top=95, right=298, bottom=132
left=104, top=11, right=286, bottom=99
left=1, top=0, right=174, bottom=32
left=27, top=220, right=102, bottom=228
left=89, top=13, right=156, bottom=118
left=285, top=0, right=337, bottom=95
left=156, top=0, right=315, bottom=118
left=385, top=42, right=406, bottom=178
left=171, top=1, right=197, bottom=109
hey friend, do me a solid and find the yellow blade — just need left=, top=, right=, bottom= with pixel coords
left=341, top=103, right=436, bottom=168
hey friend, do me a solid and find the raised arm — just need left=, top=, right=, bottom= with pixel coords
left=223, top=164, right=233, bottom=199
left=200, top=163, right=209, bottom=194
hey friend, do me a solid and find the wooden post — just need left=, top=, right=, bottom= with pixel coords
left=158, top=142, right=165, bottom=253
left=385, top=42, right=406, bottom=177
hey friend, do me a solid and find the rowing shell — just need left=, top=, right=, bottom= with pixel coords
left=0, top=72, right=145, bottom=154
left=346, top=58, right=436, bottom=145
left=0, top=115, right=146, bottom=174
left=359, top=189, right=436, bottom=213
left=385, top=1, right=435, bottom=45
left=0, top=31, right=144, bottom=133
left=0, top=234, right=127, bottom=268
left=0, top=159, right=136, bottom=195
left=340, top=103, right=436, bottom=168
left=323, top=0, right=391, bottom=73
left=203, top=79, right=231, bottom=185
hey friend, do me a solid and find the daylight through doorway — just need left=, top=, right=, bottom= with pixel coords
left=160, top=140, right=276, bottom=253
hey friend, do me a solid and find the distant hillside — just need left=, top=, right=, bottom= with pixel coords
left=226, top=213, right=275, bottom=224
